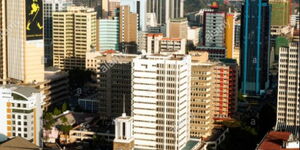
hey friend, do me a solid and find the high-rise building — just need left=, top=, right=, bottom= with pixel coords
left=43, top=0, right=73, bottom=66
left=52, top=6, right=97, bottom=70
left=0, top=0, right=6, bottom=84
left=113, top=113, right=134, bottom=150
left=97, top=18, right=119, bottom=51
left=168, top=18, right=188, bottom=39
left=121, top=0, right=147, bottom=31
left=225, top=13, right=235, bottom=59
left=214, top=59, right=238, bottom=119
left=119, top=5, right=137, bottom=53
left=6, top=0, right=45, bottom=84
left=0, top=85, right=44, bottom=146
left=86, top=50, right=138, bottom=119
left=132, top=54, right=191, bottom=149
left=203, top=7, right=225, bottom=47
left=190, top=56, right=214, bottom=138
left=240, top=0, right=271, bottom=96
left=147, top=0, right=184, bottom=25
left=269, top=0, right=290, bottom=26
left=102, top=0, right=121, bottom=18
left=275, top=42, right=300, bottom=135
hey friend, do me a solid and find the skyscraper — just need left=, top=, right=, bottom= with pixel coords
left=275, top=42, right=300, bottom=135
left=52, top=6, right=97, bottom=70
left=6, top=0, right=44, bottom=83
left=132, top=54, right=191, bottom=149
left=98, top=18, right=120, bottom=51
left=43, top=0, right=73, bottom=66
left=121, top=0, right=147, bottom=31
left=0, top=0, right=6, bottom=84
left=119, top=5, right=137, bottom=53
left=147, top=0, right=184, bottom=25
left=240, top=0, right=271, bottom=96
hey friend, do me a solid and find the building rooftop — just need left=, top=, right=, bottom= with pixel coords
left=2, top=85, right=40, bottom=98
left=257, top=131, right=300, bottom=150
left=182, top=140, right=200, bottom=150
left=0, top=137, right=39, bottom=150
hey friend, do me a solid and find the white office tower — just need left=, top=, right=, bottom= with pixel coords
left=132, top=54, right=191, bottom=150
left=276, top=42, right=300, bottom=136
left=0, top=85, right=44, bottom=146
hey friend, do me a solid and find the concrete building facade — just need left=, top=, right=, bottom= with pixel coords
left=52, top=6, right=97, bottom=70
left=276, top=42, right=300, bottom=135
left=0, top=85, right=44, bottom=146
left=132, top=54, right=191, bottom=150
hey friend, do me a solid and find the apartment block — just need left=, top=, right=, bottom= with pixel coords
left=119, top=5, right=137, bottom=53
left=203, top=10, right=225, bottom=47
left=276, top=42, right=300, bottom=135
left=190, top=61, right=214, bottom=138
left=132, top=54, right=191, bottom=150
left=52, top=6, right=97, bottom=70
left=0, top=85, right=44, bottom=146
left=213, top=59, right=238, bottom=119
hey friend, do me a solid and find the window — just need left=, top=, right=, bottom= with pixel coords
left=24, top=134, right=27, bottom=138
left=24, top=122, right=27, bottom=126
left=18, top=115, right=21, bottom=119
left=18, top=128, right=21, bottom=131
left=18, top=122, right=21, bottom=125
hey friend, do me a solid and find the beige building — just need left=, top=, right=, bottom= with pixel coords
left=190, top=60, right=215, bottom=138
left=276, top=42, right=300, bottom=134
left=160, top=38, right=186, bottom=54
left=52, top=6, right=96, bottom=70
left=0, top=0, right=6, bottom=84
left=102, top=0, right=120, bottom=18
left=145, top=33, right=186, bottom=55
left=6, top=0, right=44, bottom=84
left=43, top=68, right=69, bottom=109
left=168, top=17, right=188, bottom=39
left=119, top=5, right=137, bottom=53
left=86, top=50, right=138, bottom=119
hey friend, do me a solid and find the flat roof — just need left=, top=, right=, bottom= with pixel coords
left=257, top=131, right=299, bottom=150
left=2, top=85, right=40, bottom=97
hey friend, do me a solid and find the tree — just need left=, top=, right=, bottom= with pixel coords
left=44, top=113, right=55, bottom=130
left=62, top=102, right=68, bottom=112
left=53, top=107, right=61, bottom=116
left=61, top=116, right=68, bottom=124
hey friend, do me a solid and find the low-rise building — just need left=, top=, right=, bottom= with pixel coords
left=0, top=85, right=44, bottom=146
left=43, top=68, right=69, bottom=109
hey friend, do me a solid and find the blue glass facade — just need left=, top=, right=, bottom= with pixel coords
left=240, top=0, right=271, bottom=96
